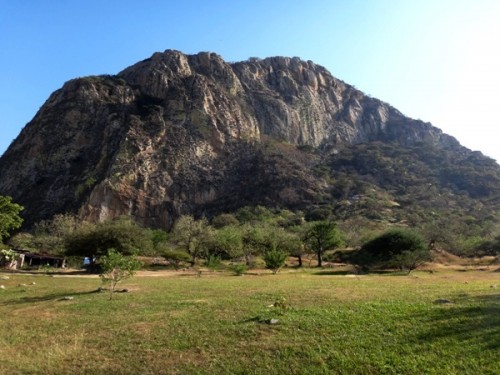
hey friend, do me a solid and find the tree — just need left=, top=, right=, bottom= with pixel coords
left=305, top=207, right=332, bottom=222
left=353, top=229, right=429, bottom=272
left=303, top=221, right=343, bottom=267
left=277, top=226, right=304, bottom=267
left=150, top=229, right=169, bottom=253
left=170, top=215, right=212, bottom=265
left=240, top=223, right=267, bottom=266
left=9, top=232, right=36, bottom=251
left=33, top=214, right=80, bottom=255
left=99, top=249, right=142, bottom=300
left=289, top=243, right=307, bottom=267
left=235, top=205, right=274, bottom=224
left=159, top=247, right=191, bottom=269
left=0, top=195, right=23, bottom=243
left=389, top=248, right=432, bottom=273
left=209, top=225, right=243, bottom=259
left=211, top=213, right=239, bottom=229
left=65, top=217, right=153, bottom=258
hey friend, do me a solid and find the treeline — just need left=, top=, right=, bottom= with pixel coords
left=8, top=207, right=341, bottom=272
left=6, top=205, right=500, bottom=273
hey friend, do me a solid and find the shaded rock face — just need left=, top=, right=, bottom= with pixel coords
left=0, top=50, right=489, bottom=228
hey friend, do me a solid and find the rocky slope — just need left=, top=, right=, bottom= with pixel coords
left=0, top=50, right=498, bottom=230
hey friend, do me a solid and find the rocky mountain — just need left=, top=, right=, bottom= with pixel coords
left=1, top=50, right=499, bottom=232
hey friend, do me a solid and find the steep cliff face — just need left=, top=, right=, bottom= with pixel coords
left=0, top=50, right=497, bottom=229
left=232, top=56, right=456, bottom=149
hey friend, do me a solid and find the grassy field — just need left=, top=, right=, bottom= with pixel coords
left=0, top=268, right=498, bottom=374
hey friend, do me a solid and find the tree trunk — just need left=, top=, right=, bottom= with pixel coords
left=317, top=249, right=322, bottom=267
left=297, top=255, right=302, bottom=268
left=244, top=253, right=253, bottom=267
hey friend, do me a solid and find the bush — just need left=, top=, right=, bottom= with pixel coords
left=205, top=255, right=222, bottom=270
left=458, top=236, right=500, bottom=257
left=211, top=213, right=239, bottom=229
left=161, top=249, right=191, bottom=269
left=305, top=207, right=332, bottom=222
left=263, top=250, right=287, bottom=274
left=352, top=229, right=429, bottom=272
left=0, top=249, right=19, bottom=268
left=230, top=263, right=247, bottom=276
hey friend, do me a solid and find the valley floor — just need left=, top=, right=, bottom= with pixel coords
left=0, top=268, right=498, bottom=374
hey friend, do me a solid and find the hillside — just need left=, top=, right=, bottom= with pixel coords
left=0, top=50, right=499, bottom=236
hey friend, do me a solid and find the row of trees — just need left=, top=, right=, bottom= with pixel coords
left=4, top=205, right=345, bottom=272
left=169, top=213, right=343, bottom=271
left=4, top=203, right=436, bottom=273
left=2, top=194, right=497, bottom=274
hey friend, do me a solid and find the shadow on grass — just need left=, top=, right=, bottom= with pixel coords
left=239, top=316, right=262, bottom=324
left=313, top=270, right=354, bottom=276
left=313, top=269, right=411, bottom=276
left=417, top=294, right=500, bottom=350
left=143, top=265, right=181, bottom=271
left=0, top=289, right=102, bottom=306
left=3, top=269, right=93, bottom=276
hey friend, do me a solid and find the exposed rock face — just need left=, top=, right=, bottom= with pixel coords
left=0, top=50, right=496, bottom=228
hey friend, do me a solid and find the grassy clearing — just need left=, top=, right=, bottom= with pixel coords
left=0, top=269, right=498, bottom=374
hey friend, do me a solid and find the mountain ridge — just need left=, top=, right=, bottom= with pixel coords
left=0, top=50, right=498, bottom=232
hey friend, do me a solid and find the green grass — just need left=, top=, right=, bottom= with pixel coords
left=0, top=269, right=498, bottom=374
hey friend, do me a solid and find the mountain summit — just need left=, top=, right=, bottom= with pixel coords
left=0, top=50, right=498, bottom=230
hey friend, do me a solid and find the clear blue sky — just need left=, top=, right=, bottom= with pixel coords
left=1, top=0, right=499, bottom=161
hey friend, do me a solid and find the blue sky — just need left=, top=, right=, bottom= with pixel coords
left=1, top=0, right=499, bottom=161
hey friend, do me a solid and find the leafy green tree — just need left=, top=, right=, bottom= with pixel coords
left=170, top=215, right=212, bottom=265
left=211, top=213, right=239, bottom=229
left=289, top=245, right=307, bottom=267
left=35, top=213, right=79, bottom=239
left=160, top=248, right=191, bottom=269
left=33, top=214, right=80, bottom=255
left=9, top=232, right=36, bottom=251
left=99, top=249, right=142, bottom=300
left=303, top=221, right=343, bottom=267
left=305, top=207, right=332, bottom=222
left=276, top=210, right=304, bottom=229
left=236, top=205, right=274, bottom=224
left=9, top=214, right=79, bottom=255
left=389, top=248, right=432, bottom=273
left=463, top=235, right=500, bottom=257
left=209, top=225, right=243, bottom=259
left=240, top=223, right=267, bottom=266
left=0, top=195, right=23, bottom=243
left=150, top=229, right=169, bottom=252
left=353, top=229, right=429, bottom=271
left=65, top=217, right=153, bottom=257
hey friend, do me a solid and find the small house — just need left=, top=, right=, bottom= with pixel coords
left=13, top=249, right=66, bottom=269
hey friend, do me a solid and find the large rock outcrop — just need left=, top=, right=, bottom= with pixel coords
left=0, top=50, right=497, bottom=229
